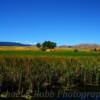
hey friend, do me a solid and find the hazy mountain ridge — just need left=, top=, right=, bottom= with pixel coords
left=59, top=44, right=100, bottom=49
left=0, top=42, right=100, bottom=49
left=0, top=42, right=32, bottom=46
left=74, top=44, right=100, bottom=49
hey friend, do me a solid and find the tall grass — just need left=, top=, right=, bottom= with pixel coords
left=0, top=56, right=100, bottom=97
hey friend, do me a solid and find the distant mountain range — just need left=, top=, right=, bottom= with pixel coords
left=59, top=44, right=100, bottom=48
left=0, top=42, right=32, bottom=46
left=58, top=45, right=73, bottom=48
left=73, top=44, right=100, bottom=49
left=0, top=42, right=100, bottom=48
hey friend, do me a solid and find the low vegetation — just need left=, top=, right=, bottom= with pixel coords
left=0, top=55, right=99, bottom=97
left=0, top=44, right=99, bottom=98
left=0, top=50, right=99, bottom=57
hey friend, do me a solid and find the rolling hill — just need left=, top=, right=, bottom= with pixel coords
left=0, top=42, right=32, bottom=46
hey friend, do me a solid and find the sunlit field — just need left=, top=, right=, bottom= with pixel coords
left=0, top=46, right=99, bottom=57
left=0, top=50, right=99, bottom=57
left=0, top=46, right=99, bottom=99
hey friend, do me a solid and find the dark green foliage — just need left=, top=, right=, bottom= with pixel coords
left=36, top=43, right=41, bottom=48
left=42, top=41, right=56, bottom=49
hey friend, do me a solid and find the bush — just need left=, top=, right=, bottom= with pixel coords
left=74, top=49, right=78, bottom=52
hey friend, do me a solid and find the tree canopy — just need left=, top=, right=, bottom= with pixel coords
left=36, top=41, right=56, bottom=51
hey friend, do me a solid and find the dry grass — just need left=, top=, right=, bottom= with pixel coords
left=55, top=47, right=100, bottom=52
left=0, top=56, right=99, bottom=96
left=0, top=46, right=100, bottom=53
left=0, top=46, right=39, bottom=51
left=55, top=47, right=74, bottom=51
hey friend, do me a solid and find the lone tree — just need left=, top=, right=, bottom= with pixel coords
left=36, top=41, right=56, bottom=51
left=36, top=43, right=41, bottom=48
left=42, top=41, right=56, bottom=49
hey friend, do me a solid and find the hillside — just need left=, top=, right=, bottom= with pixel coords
left=74, top=44, right=100, bottom=49
left=0, top=42, right=31, bottom=46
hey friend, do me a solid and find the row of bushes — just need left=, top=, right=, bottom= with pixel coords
left=0, top=56, right=100, bottom=97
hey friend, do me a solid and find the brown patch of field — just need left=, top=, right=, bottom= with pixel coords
left=0, top=46, right=40, bottom=51
left=55, top=47, right=74, bottom=51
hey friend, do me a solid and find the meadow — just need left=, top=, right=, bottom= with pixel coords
left=0, top=50, right=99, bottom=57
left=0, top=47, right=100, bottom=99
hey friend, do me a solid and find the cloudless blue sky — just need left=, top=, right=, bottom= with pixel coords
left=0, top=0, right=100, bottom=45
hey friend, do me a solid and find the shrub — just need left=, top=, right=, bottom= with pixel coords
left=74, top=49, right=78, bottom=52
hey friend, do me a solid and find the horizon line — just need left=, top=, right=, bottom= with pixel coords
left=0, top=41, right=100, bottom=46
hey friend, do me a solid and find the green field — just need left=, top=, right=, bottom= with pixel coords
left=0, top=50, right=99, bottom=57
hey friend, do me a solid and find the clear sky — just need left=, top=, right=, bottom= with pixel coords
left=0, top=0, right=100, bottom=45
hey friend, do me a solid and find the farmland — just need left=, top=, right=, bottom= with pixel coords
left=0, top=47, right=100, bottom=57
left=0, top=46, right=100, bottom=99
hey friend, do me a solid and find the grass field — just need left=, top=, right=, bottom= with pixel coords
left=0, top=46, right=100, bottom=98
left=0, top=49, right=99, bottom=57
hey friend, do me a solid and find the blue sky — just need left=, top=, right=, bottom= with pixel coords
left=0, top=0, right=100, bottom=45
